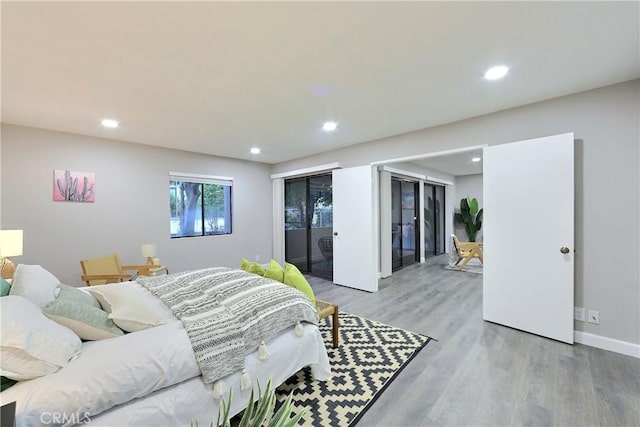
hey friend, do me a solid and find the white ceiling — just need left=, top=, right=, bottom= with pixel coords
left=412, top=148, right=484, bottom=177
left=2, top=2, right=639, bottom=166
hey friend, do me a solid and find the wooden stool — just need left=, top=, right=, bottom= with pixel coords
left=316, top=300, right=339, bottom=348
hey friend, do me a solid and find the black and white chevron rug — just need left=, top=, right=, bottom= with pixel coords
left=275, top=312, right=431, bottom=426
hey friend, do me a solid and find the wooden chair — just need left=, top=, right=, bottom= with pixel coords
left=451, top=234, right=484, bottom=269
left=80, top=253, right=168, bottom=286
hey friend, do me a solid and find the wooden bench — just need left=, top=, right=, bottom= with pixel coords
left=316, top=300, right=339, bottom=348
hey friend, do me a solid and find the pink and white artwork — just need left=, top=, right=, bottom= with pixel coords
left=54, top=170, right=95, bottom=202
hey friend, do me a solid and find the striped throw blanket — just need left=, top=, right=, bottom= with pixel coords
left=137, top=267, right=318, bottom=384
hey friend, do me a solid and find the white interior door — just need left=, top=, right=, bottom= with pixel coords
left=483, top=133, right=574, bottom=343
left=333, top=166, right=378, bottom=292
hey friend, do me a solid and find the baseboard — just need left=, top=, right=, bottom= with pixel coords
left=574, top=331, right=640, bottom=358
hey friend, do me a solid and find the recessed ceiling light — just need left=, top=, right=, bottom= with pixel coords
left=322, top=121, right=338, bottom=132
left=101, top=118, right=119, bottom=128
left=484, top=65, right=509, bottom=81
left=250, top=147, right=261, bottom=154
left=472, top=157, right=482, bottom=162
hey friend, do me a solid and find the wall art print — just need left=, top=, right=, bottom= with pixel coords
left=53, top=169, right=95, bottom=203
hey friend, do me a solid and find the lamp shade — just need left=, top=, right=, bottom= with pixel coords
left=0, top=230, right=23, bottom=257
left=141, top=243, right=156, bottom=258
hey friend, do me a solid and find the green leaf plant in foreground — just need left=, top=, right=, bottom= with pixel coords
left=191, top=378, right=306, bottom=427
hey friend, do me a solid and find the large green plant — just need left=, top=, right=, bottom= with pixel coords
left=454, top=197, right=483, bottom=242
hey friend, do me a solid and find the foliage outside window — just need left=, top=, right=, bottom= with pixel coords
left=284, top=176, right=332, bottom=231
left=169, top=173, right=232, bottom=238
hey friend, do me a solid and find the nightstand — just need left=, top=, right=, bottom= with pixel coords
left=138, top=265, right=169, bottom=277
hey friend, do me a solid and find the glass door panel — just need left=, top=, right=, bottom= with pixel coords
left=309, top=175, right=333, bottom=279
left=285, top=174, right=333, bottom=279
left=424, top=183, right=445, bottom=258
left=391, top=179, right=402, bottom=270
left=424, top=184, right=436, bottom=257
left=392, top=178, right=419, bottom=270
left=401, top=181, right=417, bottom=266
left=435, top=185, right=445, bottom=255
left=285, top=178, right=308, bottom=272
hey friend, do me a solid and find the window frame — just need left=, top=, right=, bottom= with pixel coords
left=169, top=172, right=233, bottom=238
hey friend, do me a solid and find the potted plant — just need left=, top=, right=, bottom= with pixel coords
left=454, top=197, right=483, bottom=242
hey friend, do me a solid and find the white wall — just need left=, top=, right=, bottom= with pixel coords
left=379, top=170, right=392, bottom=277
left=1, top=124, right=273, bottom=285
left=0, top=137, right=2, bottom=226
left=454, top=174, right=483, bottom=241
left=272, top=80, right=640, bottom=346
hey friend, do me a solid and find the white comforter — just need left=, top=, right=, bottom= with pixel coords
left=3, top=320, right=331, bottom=427
left=89, top=323, right=331, bottom=426
left=2, top=319, right=199, bottom=426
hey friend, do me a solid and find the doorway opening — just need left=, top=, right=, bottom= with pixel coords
left=284, top=174, right=333, bottom=279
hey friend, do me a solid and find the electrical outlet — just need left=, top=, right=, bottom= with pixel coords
left=574, top=307, right=586, bottom=322
left=255, top=254, right=261, bottom=262
left=588, top=310, right=600, bottom=324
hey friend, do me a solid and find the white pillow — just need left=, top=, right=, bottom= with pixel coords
left=87, top=282, right=168, bottom=332
left=0, top=295, right=82, bottom=380
left=9, top=264, right=61, bottom=308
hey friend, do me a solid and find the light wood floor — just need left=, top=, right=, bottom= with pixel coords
left=307, top=256, right=640, bottom=427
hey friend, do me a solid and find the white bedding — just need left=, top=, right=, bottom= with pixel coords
left=1, top=280, right=332, bottom=426
left=2, top=320, right=199, bottom=426
left=89, top=323, right=331, bottom=426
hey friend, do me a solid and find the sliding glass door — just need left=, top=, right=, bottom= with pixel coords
left=284, top=174, right=333, bottom=279
left=392, top=178, right=419, bottom=270
left=424, top=183, right=445, bottom=258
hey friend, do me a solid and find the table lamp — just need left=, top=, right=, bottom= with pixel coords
left=141, top=243, right=157, bottom=265
left=0, top=230, right=23, bottom=280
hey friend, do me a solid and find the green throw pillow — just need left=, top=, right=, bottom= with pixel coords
left=0, top=278, right=11, bottom=297
left=57, top=284, right=101, bottom=308
left=264, top=259, right=285, bottom=283
left=246, top=262, right=265, bottom=276
left=284, top=263, right=316, bottom=305
left=43, top=292, right=124, bottom=341
left=240, top=258, right=265, bottom=276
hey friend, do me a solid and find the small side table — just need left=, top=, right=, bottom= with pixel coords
left=316, top=300, right=339, bottom=348
left=138, top=265, right=169, bottom=277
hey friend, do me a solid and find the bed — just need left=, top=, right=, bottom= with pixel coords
left=0, top=265, right=331, bottom=426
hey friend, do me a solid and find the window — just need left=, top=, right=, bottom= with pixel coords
left=169, top=172, right=232, bottom=238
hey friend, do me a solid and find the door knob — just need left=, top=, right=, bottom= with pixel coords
left=333, top=232, right=338, bottom=236
left=560, top=247, right=570, bottom=254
